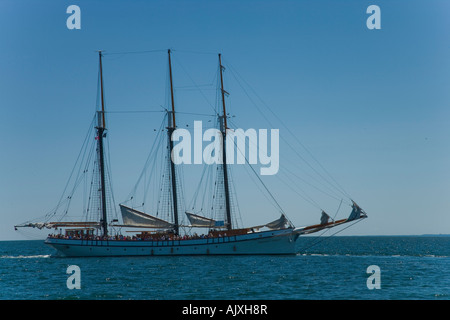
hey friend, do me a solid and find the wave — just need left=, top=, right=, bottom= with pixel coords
left=297, top=252, right=450, bottom=258
left=0, top=254, right=51, bottom=259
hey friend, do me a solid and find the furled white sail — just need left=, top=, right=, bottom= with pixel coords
left=19, top=222, right=48, bottom=229
left=119, top=204, right=174, bottom=228
left=185, top=212, right=225, bottom=228
left=15, top=221, right=100, bottom=230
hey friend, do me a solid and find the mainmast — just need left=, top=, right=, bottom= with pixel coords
left=218, top=53, right=232, bottom=231
left=96, top=50, right=108, bottom=237
left=167, top=49, right=179, bottom=235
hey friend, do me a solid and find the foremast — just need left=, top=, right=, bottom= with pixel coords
left=218, top=54, right=233, bottom=231
left=96, top=50, right=109, bottom=237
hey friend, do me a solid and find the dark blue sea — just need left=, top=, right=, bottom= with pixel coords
left=0, top=236, right=449, bottom=301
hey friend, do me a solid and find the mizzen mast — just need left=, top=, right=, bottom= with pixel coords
left=167, top=49, right=180, bottom=235
left=96, top=50, right=108, bottom=237
left=218, top=53, right=232, bottom=231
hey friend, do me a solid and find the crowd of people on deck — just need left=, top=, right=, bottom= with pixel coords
left=47, top=231, right=226, bottom=241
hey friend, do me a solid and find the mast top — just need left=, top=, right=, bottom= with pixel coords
left=218, top=53, right=228, bottom=132
left=168, top=49, right=176, bottom=128
left=98, top=50, right=106, bottom=129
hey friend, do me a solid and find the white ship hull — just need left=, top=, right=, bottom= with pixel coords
left=45, top=228, right=300, bottom=257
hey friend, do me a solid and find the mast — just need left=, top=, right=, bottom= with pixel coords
left=218, top=53, right=232, bottom=231
left=167, top=49, right=179, bottom=235
left=96, top=50, right=108, bottom=237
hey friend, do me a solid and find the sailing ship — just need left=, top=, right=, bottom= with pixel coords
left=15, top=50, right=367, bottom=256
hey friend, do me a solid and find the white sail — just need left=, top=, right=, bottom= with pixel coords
left=119, top=204, right=174, bottom=228
left=185, top=212, right=225, bottom=228
left=320, top=211, right=331, bottom=225
left=264, top=214, right=289, bottom=230
left=347, top=201, right=366, bottom=221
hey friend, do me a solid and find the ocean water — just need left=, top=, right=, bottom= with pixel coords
left=0, top=236, right=449, bottom=300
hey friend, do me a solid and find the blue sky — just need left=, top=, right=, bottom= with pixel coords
left=1, top=0, right=450, bottom=240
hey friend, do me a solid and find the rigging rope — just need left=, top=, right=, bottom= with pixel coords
left=228, top=130, right=286, bottom=216
left=105, top=110, right=164, bottom=114
left=171, top=49, right=218, bottom=55
left=227, top=117, right=338, bottom=215
left=43, top=115, right=97, bottom=222
left=224, top=60, right=353, bottom=201
left=103, top=49, right=166, bottom=56
left=126, top=114, right=166, bottom=203
left=172, top=54, right=219, bottom=116
left=297, top=218, right=365, bottom=253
